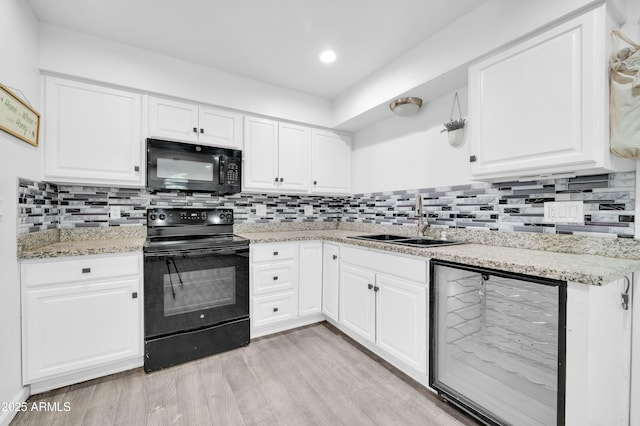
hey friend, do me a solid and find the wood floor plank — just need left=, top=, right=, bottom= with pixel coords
left=256, top=335, right=345, bottom=425
left=11, top=323, right=477, bottom=426
left=113, top=369, right=148, bottom=426
left=174, top=362, right=213, bottom=426
left=242, top=339, right=312, bottom=425
left=217, top=349, right=276, bottom=425
left=196, top=354, right=246, bottom=426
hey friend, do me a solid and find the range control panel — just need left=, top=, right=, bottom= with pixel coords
left=147, top=208, right=234, bottom=227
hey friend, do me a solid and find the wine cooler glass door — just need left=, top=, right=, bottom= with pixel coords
left=429, top=260, right=566, bottom=426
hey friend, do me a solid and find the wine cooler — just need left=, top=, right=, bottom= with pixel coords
left=429, top=260, right=566, bottom=426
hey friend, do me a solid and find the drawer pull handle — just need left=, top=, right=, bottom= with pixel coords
left=273, top=251, right=279, bottom=256
left=82, top=268, right=91, bottom=274
left=273, top=276, right=278, bottom=281
left=273, top=307, right=279, bottom=312
left=367, top=284, right=373, bottom=290
left=374, top=286, right=379, bottom=292
left=132, top=292, right=138, bottom=299
left=332, top=255, right=337, bottom=260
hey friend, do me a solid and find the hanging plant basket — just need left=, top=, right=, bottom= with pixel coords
left=441, top=92, right=466, bottom=147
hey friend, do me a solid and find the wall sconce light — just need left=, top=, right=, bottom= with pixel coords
left=389, top=97, right=422, bottom=116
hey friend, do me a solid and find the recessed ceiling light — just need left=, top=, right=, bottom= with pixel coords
left=319, top=50, right=336, bottom=64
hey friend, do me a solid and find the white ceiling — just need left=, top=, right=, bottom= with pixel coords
left=26, top=0, right=485, bottom=100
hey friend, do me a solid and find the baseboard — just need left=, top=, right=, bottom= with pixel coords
left=0, top=386, right=30, bottom=426
left=324, top=318, right=430, bottom=388
left=29, top=357, right=143, bottom=395
left=251, top=314, right=325, bottom=339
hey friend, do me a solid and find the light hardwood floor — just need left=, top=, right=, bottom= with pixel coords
left=11, top=323, right=478, bottom=425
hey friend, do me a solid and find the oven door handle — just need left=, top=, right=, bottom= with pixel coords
left=144, top=246, right=248, bottom=258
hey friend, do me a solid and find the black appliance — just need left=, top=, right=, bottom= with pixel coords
left=429, top=259, right=566, bottom=426
left=146, top=138, right=242, bottom=194
left=143, top=207, right=250, bottom=372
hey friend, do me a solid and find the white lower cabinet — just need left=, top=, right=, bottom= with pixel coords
left=322, top=243, right=340, bottom=322
left=564, top=277, right=634, bottom=426
left=632, top=274, right=640, bottom=426
left=340, top=264, right=376, bottom=342
left=21, top=253, right=143, bottom=392
left=375, top=273, right=427, bottom=373
left=299, top=242, right=323, bottom=317
left=250, top=241, right=324, bottom=337
left=338, top=246, right=428, bottom=375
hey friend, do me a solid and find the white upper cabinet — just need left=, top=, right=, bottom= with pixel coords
left=243, top=116, right=280, bottom=191
left=468, top=5, right=633, bottom=181
left=43, top=76, right=144, bottom=186
left=149, top=96, right=243, bottom=149
left=311, top=129, right=351, bottom=194
left=278, top=122, right=311, bottom=192
left=243, top=117, right=313, bottom=193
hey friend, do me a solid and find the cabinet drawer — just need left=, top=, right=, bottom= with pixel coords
left=341, top=246, right=426, bottom=283
left=22, top=254, right=140, bottom=288
left=252, top=291, right=297, bottom=328
left=252, top=261, right=296, bottom=295
left=252, top=243, right=297, bottom=263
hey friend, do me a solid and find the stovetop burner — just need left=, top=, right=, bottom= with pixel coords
left=145, top=207, right=248, bottom=253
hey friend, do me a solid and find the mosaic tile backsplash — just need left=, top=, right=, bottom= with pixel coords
left=18, top=172, right=636, bottom=238
left=18, top=178, right=59, bottom=234
left=345, top=172, right=636, bottom=238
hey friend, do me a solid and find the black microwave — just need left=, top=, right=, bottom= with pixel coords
left=146, top=139, right=242, bottom=194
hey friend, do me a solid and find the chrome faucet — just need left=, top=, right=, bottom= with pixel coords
left=415, top=193, right=428, bottom=236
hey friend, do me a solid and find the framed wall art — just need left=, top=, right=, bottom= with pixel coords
left=0, top=83, right=40, bottom=147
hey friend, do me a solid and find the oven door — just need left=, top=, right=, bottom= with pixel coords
left=144, top=245, right=249, bottom=339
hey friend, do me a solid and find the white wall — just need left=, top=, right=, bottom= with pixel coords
left=37, top=24, right=333, bottom=129
left=351, top=88, right=472, bottom=194
left=0, top=1, right=41, bottom=424
left=333, top=0, right=599, bottom=129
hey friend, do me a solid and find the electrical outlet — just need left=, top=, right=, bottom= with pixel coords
left=109, top=205, right=121, bottom=219
left=544, top=201, right=584, bottom=224
left=304, top=205, right=314, bottom=216
left=255, top=204, right=267, bottom=217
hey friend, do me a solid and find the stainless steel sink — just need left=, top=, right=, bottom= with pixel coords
left=390, top=238, right=464, bottom=248
left=348, top=234, right=465, bottom=248
left=349, top=234, right=408, bottom=241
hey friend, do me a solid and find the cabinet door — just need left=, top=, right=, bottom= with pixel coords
left=299, top=242, right=323, bottom=317
left=243, top=116, right=278, bottom=191
left=278, top=123, right=311, bottom=192
left=322, top=243, right=340, bottom=322
left=198, top=107, right=243, bottom=149
left=469, top=9, right=606, bottom=180
left=311, top=130, right=351, bottom=194
left=376, top=274, right=427, bottom=373
left=148, top=96, right=199, bottom=142
left=44, top=77, right=143, bottom=186
left=23, top=278, right=141, bottom=383
left=339, top=264, right=376, bottom=342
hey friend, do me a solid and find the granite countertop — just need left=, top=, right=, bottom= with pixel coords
left=18, top=227, right=147, bottom=260
left=18, top=237, right=146, bottom=260
left=18, top=225, right=640, bottom=285
left=237, top=229, right=640, bottom=286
